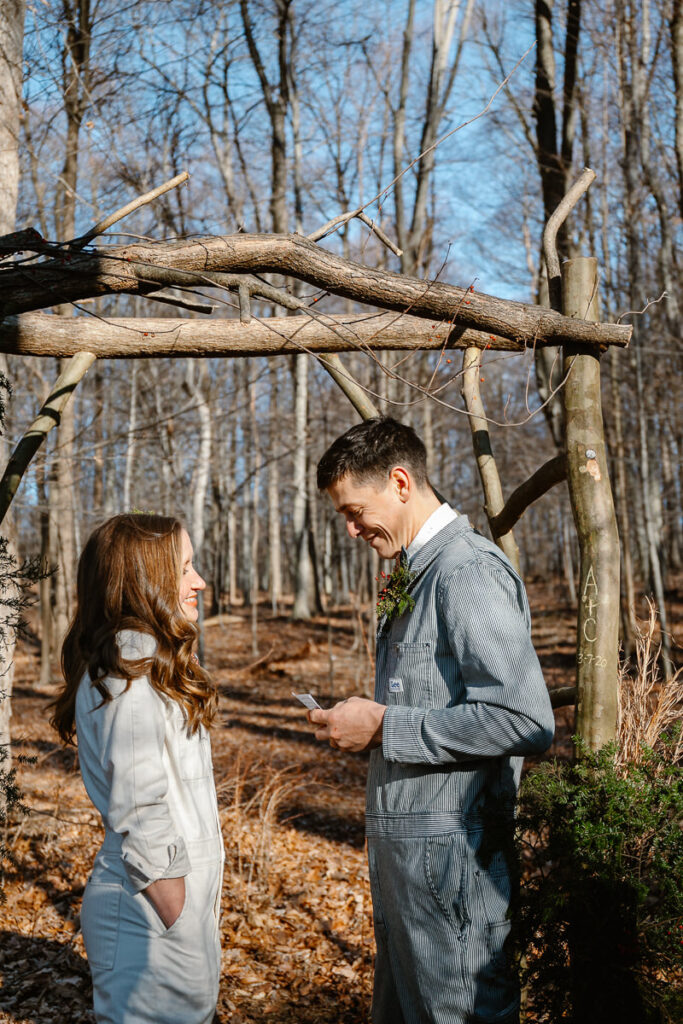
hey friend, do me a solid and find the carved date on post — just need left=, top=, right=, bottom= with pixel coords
left=577, top=651, right=607, bottom=668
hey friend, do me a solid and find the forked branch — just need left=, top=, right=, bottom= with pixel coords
left=489, top=454, right=567, bottom=536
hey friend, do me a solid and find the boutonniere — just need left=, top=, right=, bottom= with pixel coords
left=376, top=560, right=417, bottom=621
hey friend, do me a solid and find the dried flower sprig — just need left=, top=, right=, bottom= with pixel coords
left=376, top=562, right=417, bottom=621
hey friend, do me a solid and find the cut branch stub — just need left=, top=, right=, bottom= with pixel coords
left=0, top=233, right=632, bottom=349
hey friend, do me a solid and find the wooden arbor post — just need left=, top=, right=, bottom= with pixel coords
left=562, top=257, right=620, bottom=752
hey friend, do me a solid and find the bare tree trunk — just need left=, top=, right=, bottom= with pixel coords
left=249, top=385, right=260, bottom=656
left=185, top=360, right=212, bottom=557
left=533, top=0, right=582, bottom=450
left=634, top=346, right=673, bottom=673
left=92, top=363, right=104, bottom=509
left=38, top=461, right=52, bottom=686
left=609, top=346, right=637, bottom=650
left=268, top=366, right=282, bottom=614
left=392, top=0, right=416, bottom=258
left=226, top=383, right=238, bottom=608
left=239, top=365, right=251, bottom=605
left=0, top=0, right=26, bottom=777
left=51, top=0, right=92, bottom=657
left=618, top=2, right=673, bottom=673
left=227, top=480, right=238, bottom=609
left=123, top=361, right=139, bottom=511
left=0, top=2, right=25, bottom=229
left=323, top=517, right=333, bottom=603
left=404, top=0, right=475, bottom=274
left=662, top=418, right=682, bottom=571
left=292, top=354, right=310, bottom=619
left=562, top=257, right=620, bottom=753
left=184, top=359, right=212, bottom=658
left=672, top=0, right=683, bottom=218
left=307, top=457, right=324, bottom=614
left=339, top=525, right=351, bottom=605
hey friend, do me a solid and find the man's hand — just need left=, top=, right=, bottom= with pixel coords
left=308, top=696, right=385, bottom=753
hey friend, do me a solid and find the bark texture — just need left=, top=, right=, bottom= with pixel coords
left=0, top=234, right=631, bottom=348
left=562, top=258, right=620, bottom=752
left=0, top=311, right=590, bottom=358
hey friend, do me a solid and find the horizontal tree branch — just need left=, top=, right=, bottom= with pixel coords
left=489, top=454, right=568, bottom=536
left=0, top=233, right=631, bottom=349
left=1, top=311, right=553, bottom=358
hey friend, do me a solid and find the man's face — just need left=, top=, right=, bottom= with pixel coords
left=327, top=472, right=408, bottom=560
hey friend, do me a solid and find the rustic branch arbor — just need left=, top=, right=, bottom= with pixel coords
left=0, top=195, right=632, bottom=753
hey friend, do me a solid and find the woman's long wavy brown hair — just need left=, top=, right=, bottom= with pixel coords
left=51, top=513, right=217, bottom=744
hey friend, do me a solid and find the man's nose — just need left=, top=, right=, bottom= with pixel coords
left=346, top=519, right=361, bottom=539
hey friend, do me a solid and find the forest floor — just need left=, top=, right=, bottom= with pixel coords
left=1, top=579, right=681, bottom=1024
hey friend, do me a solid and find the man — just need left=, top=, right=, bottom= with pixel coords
left=309, top=417, right=555, bottom=1024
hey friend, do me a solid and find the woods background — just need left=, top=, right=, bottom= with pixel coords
left=1, top=2, right=683, bottom=1021
left=2, top=0, right=682, bottom=674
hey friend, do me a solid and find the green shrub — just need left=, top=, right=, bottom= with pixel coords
left=513, top=738, right=683, bottom=1024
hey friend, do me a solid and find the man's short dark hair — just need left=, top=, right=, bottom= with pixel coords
left=317, top=417, right=429, bottom=491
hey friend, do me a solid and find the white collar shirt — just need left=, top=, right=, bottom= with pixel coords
left=406, top=502, right=458, bottom=560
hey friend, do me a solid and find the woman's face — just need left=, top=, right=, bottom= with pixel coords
left=178, top=529, right=206, bottom=622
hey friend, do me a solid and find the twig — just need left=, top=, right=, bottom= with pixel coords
left=68, top=171, right=190, bottom=249
left=616, top=291, right=668, bottom=324
left=146, top=290, right=215, bottom=315
left=542, top=167, right=596, bottom=311
left=308, top=209, right=403, bottom=257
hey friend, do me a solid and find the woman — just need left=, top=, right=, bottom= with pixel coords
left=51, top=513, right=224, bottom=1024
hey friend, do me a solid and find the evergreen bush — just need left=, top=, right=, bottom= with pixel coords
left=514, top=737, right=683, bottom=1023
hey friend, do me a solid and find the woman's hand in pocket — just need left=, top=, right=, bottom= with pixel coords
left=144, top=876, right=186, bottom=929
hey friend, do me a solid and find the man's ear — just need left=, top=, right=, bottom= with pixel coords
left=389, top=466, right=412, bottom=503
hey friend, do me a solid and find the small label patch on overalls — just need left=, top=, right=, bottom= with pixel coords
left=388, top=677, right=403, bottom=693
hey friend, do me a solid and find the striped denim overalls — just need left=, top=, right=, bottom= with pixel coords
left=367, top=516, right=555, bottom=1024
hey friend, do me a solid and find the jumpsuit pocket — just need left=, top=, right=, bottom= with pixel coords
left=81, top=882, right=121, bottom=970
left=161, top=884, right=193, bottom=938
left=178, top=725, right=211, bottom=780
left=471, top=852, right=519, bottom=1021
left=424, top=833, right=470, bottom=935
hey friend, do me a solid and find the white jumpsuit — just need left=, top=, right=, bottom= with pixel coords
left=75, top=631, right=224, bottom=1024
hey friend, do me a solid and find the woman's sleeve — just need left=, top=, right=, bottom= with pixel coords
left=99, top=674, right=191, bottom=891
